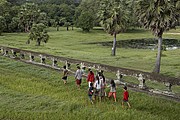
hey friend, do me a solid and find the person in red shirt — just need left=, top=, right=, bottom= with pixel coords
left=87, top=69, right=95, bottom=87
left=122, top=86, right=131, bottom=108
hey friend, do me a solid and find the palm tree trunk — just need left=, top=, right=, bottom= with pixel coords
left=112, top=33, right=117, bottom=56
left=153, top=36, right=162, bottom=73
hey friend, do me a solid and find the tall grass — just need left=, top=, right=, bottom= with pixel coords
left=0, top=56, right=179, bottom=120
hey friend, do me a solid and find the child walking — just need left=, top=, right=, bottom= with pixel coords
left=62, top=65, right=68, bottom=84
left=108, top=79, right=117, bottom=102
left=75, top=66, right=83, bottom=89
left=87, top=69, right=95, bottom=88
left=94, top=76, right=101, bottom=101
left=88, top=83, right=94, bottom=104
left=99, top=75, right=106, bottom=100
left=122, top=86, right=131, bottom=108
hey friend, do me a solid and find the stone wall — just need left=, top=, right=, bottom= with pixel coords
left=0, top=45, right=179, bottom=86
left=1, top=45, right=180, bottom=101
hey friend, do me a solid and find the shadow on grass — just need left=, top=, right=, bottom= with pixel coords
left=125, top=28, right=149, bottom=33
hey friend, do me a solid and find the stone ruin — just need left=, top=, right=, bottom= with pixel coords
left=138, top=73, right=147, bottom=89
left=39, top=54, right=46, bottom=64
left=65, top=61, right=71, bottom=69
left=29, top=53, right=34, bottom=62
left=114, top=70, right=126, bottom=85
left=11, top=49, right=17, bottom=58
left=165, top=82, right=172, bottom=92
left=0, top=45, right=179, bottom=100
left=20, top=53, right=25, bottom=59
left=52, top=58, right=58, bottom=67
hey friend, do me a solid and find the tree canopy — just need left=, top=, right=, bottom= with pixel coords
left=1, top=0, right=179, bottom=53
left=0, top=0, right=141, bottom=33
left=74, top=0, right=100, bottom=31
left=136, top=0, right=179, bottom=73
left=98, top=0, right=129, bottom=56
left=28, top=23, right=49, bottom=46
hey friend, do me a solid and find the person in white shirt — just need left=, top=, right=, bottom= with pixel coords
left=75, top=66, right=83, bottom=89
left=94, top=76, right=102, bottom=101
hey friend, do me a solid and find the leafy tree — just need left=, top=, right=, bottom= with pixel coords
left=0, top=0, right=12, bottom=32
left=4, top=14, right=11, bottom=31
left=74, top=0, right=99, bottom=31
left=49, top=19, right=56, bottom=27
left=7, top=0, right=26, bottom=5
left=175, top=0, right=180, bottom=26
left=9, top=17, right=19, bottom=32
left=75, top=11, right=94, bottom=32
left=18, top=3, right=41, bottom=32
left=54, top=16, right=61, bottom=31
left=28, top=23, right=49, bottom=46
left=37, top=12, right=49, bottom=26
left=0, top=1, right=20, bottom=32
left=98, top=0, right=129, bottom=56
left=39, top=4, right=60, bottom=19
left=136, top=0, right=179, bottom=73
left=55, top=3, right=75, bottom=30
left=125, top=0, right=139, bottom=27
left=59, top=3, right=75, bottom=23
left=40, top=3, right=75, bottom=29
left=0, top=16, right=6, bottom=35
left=44, top=0, right=75, bottom=5
left=64, top=22, right=71, bottom=31
left=0, top=0, right=10, bottom=16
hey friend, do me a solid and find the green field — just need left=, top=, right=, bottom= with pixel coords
left=0, top=56, right=180, bottom=120
left=0, top=27, right=179, bottom=78
left=0, top=0, right=180, bottom=119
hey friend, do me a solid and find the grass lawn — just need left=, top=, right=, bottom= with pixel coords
left=0, top=56, right=180, bottom=120
left=0, top=27, right=179, bottom=78
left=0, top=28, right=180, bottom=77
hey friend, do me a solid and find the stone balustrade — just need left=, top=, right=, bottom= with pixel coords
left=11, top=49, right=17, bottom=58
left=52, top=58, right=58, bottom=67
left=39, top=55, right=46, bottom=64
left=165, top=82, right=172, bottom=92
left=0, top=45, right=179, bottom=90
left=29, top=54, right=34, bottom=62
left=20, top=53, right=25, bottom=59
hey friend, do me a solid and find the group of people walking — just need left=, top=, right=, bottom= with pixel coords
left=62, top=65, right=131, bottom=108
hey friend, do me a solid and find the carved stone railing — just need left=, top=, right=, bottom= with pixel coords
left=0, top=45, right=180, bottom=100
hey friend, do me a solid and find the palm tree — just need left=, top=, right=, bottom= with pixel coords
left=136, top=0, right=178, bottom=73
left=99, top=0, right=128, bottom=56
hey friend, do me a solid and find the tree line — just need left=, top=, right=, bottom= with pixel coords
left=0, top=0, right=143, bottom=34
left=0, top=0, right=179, bottom=33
